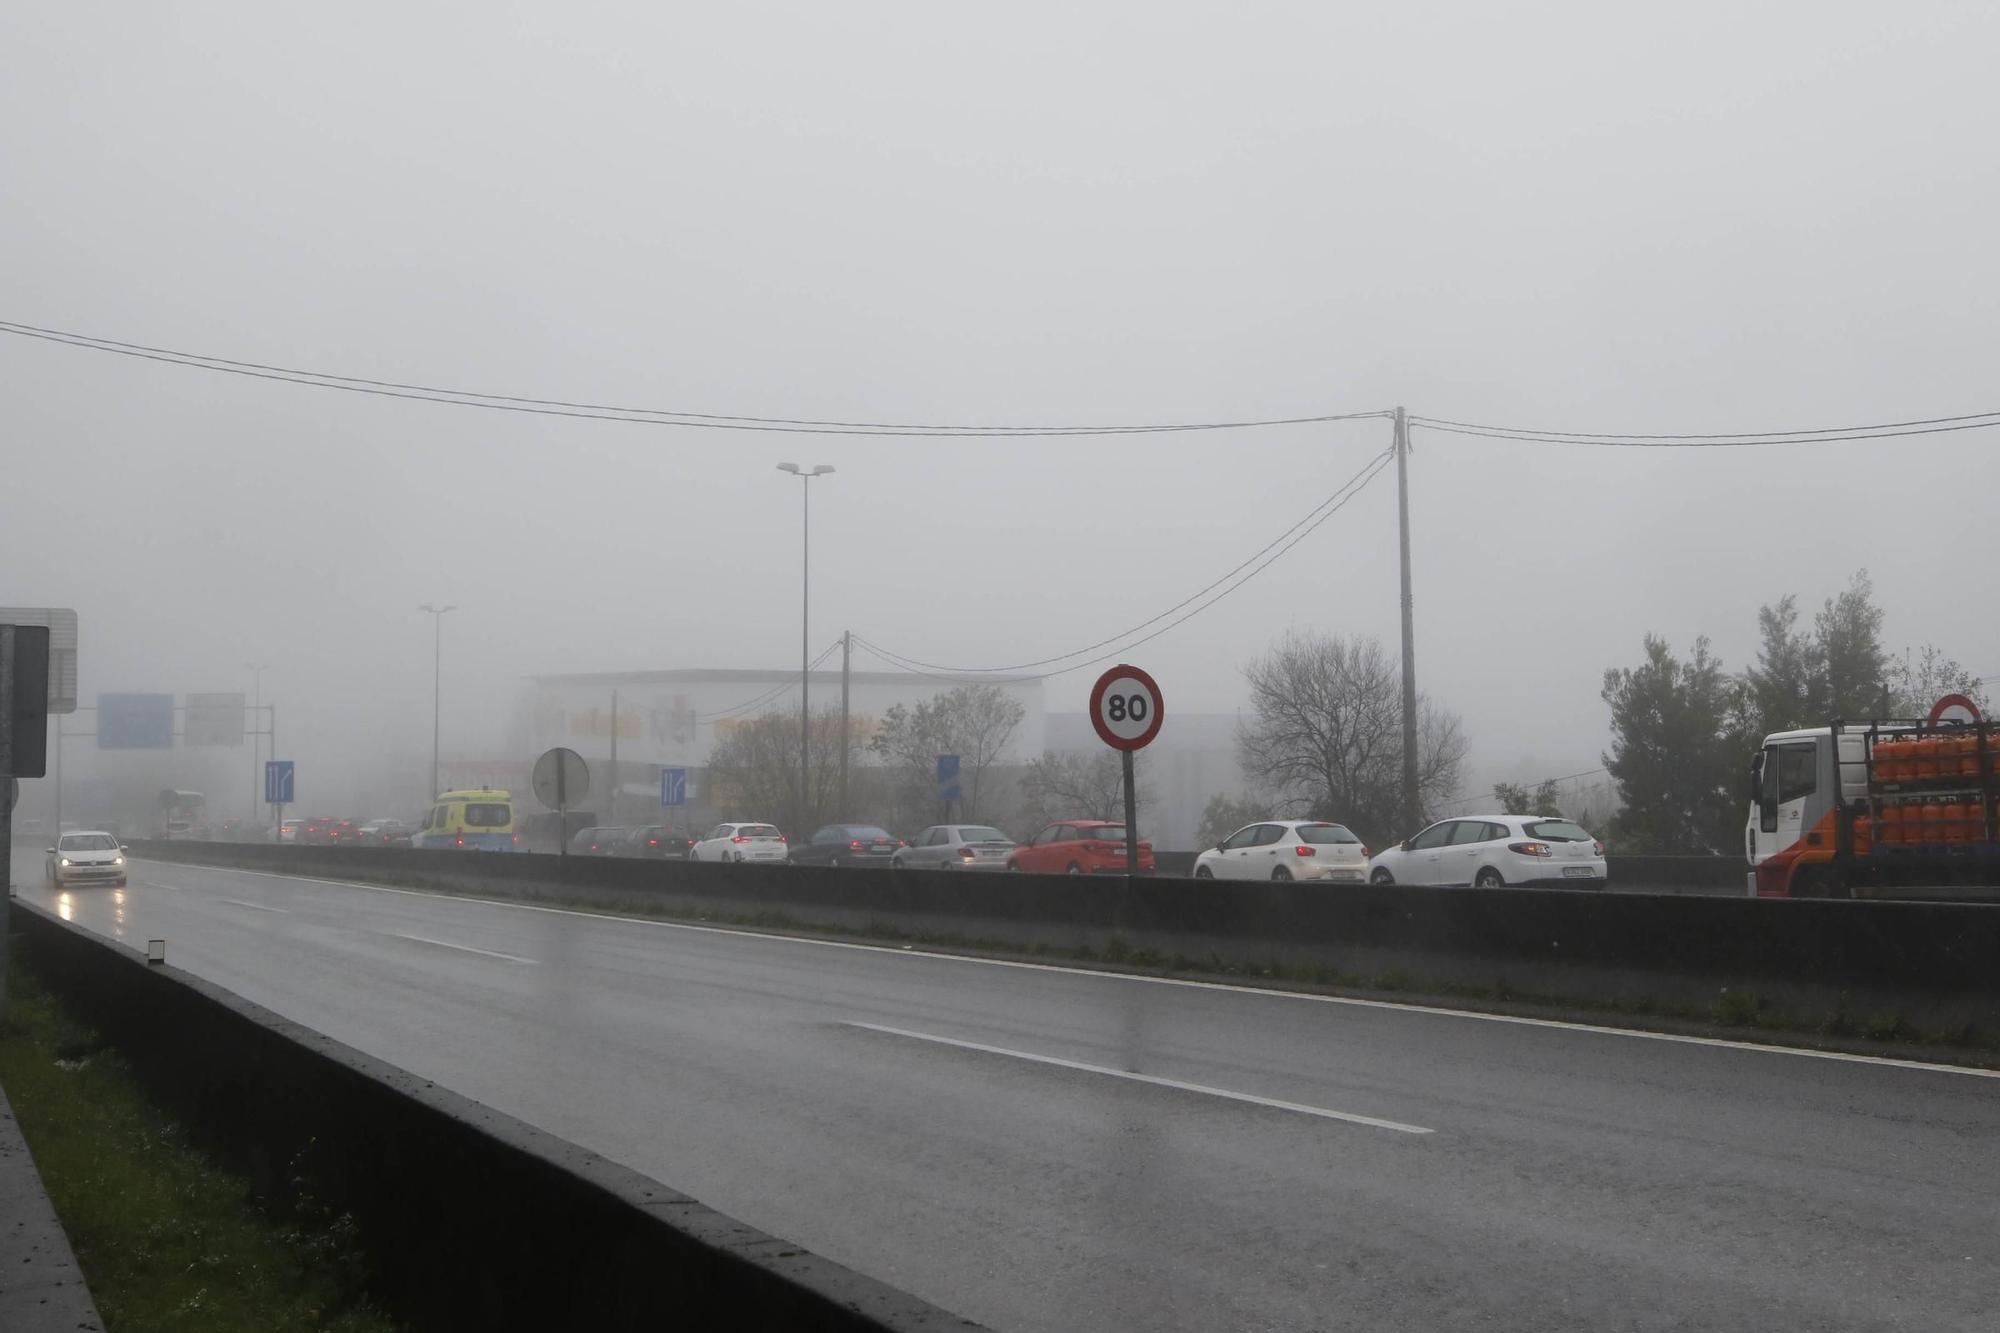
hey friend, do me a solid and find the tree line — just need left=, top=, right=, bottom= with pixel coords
left=1601, top=570, right=1987, bottom=853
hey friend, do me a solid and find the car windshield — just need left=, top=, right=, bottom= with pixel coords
left=1295, top=823, right=1360, bottom=844
left=957, top=827, right=1010, bottom=843
left=60, top=834, right=118, bottom=851
left=1525, top=820, right=1594, bottom=842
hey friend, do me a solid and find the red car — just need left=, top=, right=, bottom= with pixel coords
left=1006, top=820, right=1154, bottom=875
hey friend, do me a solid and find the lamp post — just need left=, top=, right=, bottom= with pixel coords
left=775, top=463, right=833, bottom=831
left=246, top=662, right=270, bottom=824
left=418, top=604, right=456, bottom=799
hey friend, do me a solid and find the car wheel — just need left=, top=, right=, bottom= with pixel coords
left=1066, top=862, right=1082, bottom=875
left=1370, top=867, right=1395, bottom=885
left=1193, top=866, right=1214, bottom=880
left=1474, top=867, right=1505, bottom=889
left=1271, top=866, right=1292, bottom=882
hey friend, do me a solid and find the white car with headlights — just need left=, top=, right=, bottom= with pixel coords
left=1367, top=814, right=1606, bottom=888
left=46, top=831, right=128, bottom=887
left=1192, top=820, right=1371, bottom=882
left=688, top=822, right=790, bottom=863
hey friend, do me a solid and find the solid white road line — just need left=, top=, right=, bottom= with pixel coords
left=217, top=898, right=288, bottom=913
left=138, top=859, right=2000, bottom=1080
left=379, top=930, right=537, bottom=965
left=846, top=1021, right=1434, bottom=1134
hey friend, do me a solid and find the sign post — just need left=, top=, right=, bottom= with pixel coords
left=936, top=755, right=961, bottom=821
left=264, top=760, right=294, bottom=840
left=533, top=747, right=590, bottom=858
left=1089, top=664, right=1165, bottom=878
left=2, top=622, right=55, bottom=1023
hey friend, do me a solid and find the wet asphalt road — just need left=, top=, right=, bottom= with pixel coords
left=10, top=853, right=1998, bottom=1332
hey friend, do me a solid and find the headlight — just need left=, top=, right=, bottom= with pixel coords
left=59, top=857, right=72, bottom=866
left=113, top=856, right=126, bottom=865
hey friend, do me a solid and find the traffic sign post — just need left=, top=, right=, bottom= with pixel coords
left=660, top=767, right=688, bottom=808
left=936, top=755, right=961, bottom=819
left=533, top=747, right=590, bottom=858
left=1089, top=664, right=1164, bottom=878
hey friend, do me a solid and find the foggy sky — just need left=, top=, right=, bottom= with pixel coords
left=6, top=1, right=1999, bottom=807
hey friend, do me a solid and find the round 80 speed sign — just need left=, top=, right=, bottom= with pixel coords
left=1090, top=663, right=1165, bottom=751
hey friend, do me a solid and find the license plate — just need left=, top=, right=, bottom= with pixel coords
left=1563, top=866, right=1596, bottom=878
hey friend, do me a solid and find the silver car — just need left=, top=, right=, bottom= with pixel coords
left=47, top=831, right=128, bottom=887
left=892, top=824, right=1017, bottom=871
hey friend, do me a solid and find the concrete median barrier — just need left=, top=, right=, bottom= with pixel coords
left=10, top=900, right=983, bottom=1333
left=127, top=841, right=2000, bottom=1039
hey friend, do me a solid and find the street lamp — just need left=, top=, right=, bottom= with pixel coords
left=246, top=662, right=270, bottom=823
left=418, top=604, right=457, bottom=799
left=776, top=463, right=833, bottom=830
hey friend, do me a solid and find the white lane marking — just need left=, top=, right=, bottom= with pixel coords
left=846, top=1020, right=1433, bottom=1135
left=217, top=898, right=288, bottom=914
left=135, top=859, right=2000, bottom=1080
left=379, top=930, right=537, bottom=965
left=140, top=879, right=182, bottom=890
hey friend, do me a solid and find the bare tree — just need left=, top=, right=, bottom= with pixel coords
left=703, top=704, right=845, bottom=836
left=1014, top=749, right=1142, bottom=834
left=1236, top=631, right=1466, bottom=846
left=868, top=684, right=1026, bottom=825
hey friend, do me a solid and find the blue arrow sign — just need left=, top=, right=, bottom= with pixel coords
left=936, top=754, right=961, bottom=803
left=660, top=767, right=688, bottom=807
left=264, top=760, right=294, bottom=805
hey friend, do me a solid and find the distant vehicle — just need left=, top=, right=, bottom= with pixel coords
left=1747, top=708, right=2000, bottom=901
left=892, top=825, right=1015, bottom=871
left=1194, top=820, right=1371, bottom=883
left=46, top=831, right=127, bottom=888
left=411, top=789, right=519, bottom=851
left=1368, top=814, right=1606, bottom=888
left=689, top=822, right=789, bottom=864
left=568, top=826, right=630, bottom=856
left=518, top=810, right=598, bottom=854
left=619, top=825, right=695, bottom=859
left=319, top=817, right=362, bottom=846
left=1006, top=821, right=1154, bottom=875
left=358, top=818, right=415, bottom=847
left=790, top=824, right=903, bottom=868
left=155, top=789, right=206, bottom=839
left=274, top=818, right=304, bottom=844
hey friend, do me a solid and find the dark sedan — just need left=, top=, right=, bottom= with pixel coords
left=620, top=825, right=696, bottom=859
left=790, top=824, right=904, bottom=868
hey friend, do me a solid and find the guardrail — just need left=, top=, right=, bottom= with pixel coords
left=10, top=899, right=982, bottom=1333
left=127, top=841, right=2000, bottom=1039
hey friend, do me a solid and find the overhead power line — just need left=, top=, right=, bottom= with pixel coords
left=695, top=639, right=843, bottom=724
left=0, top=319, right=1390, bottom=438
left=1408, top=411, right=2000, bottom=447
left=856, top=445, right=1396, bottom=681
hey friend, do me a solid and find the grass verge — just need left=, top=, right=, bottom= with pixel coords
left=0, top=935, right=400, bottom=1333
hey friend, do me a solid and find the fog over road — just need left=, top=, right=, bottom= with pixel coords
left=14, top=853, right=1997, bottom=1332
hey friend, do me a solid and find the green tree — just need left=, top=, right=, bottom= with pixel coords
left=1886, top=645, right=1991, bottom=717
left=1491, top=779, right=1563, bottom=816
left=1602, top=635, right=1755, bottom=853
left=868, top=684, right=1026, bottom=825
left=1815, top=569, right=1888, bottom=717
left=1196, top=792, right=1268, bottom=847
left=1745, top=593, right=1820, bottom=734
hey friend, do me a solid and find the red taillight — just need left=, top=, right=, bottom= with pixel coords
left=512, top=833, right=521, bottom=845
left=732, top=835, right=747, bottom=843
left=1507, top=841, right=1552, bottom=857
left=896, top=840, right=907, bottom=848
left=778, top=835, right=787, bottom=843
left=1294, top=845, right=1316, bottom=857
left=1592, top=840, right=1605, bottom=856
left=958, top=847, right=975, bottom=858
left=850, top=839, right=863, bottom=849
left=455, top=836, right=465, bottom=847
left=648, top=839, right=659, bottom=847
left=1360, top=845, right=1371, bottom=858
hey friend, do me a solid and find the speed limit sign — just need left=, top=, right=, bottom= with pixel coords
left=1090, top=664, right=1164, bottom=751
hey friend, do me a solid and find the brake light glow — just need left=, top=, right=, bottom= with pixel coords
left=850, top=839, right=864, bottom=849
left=455, top=836, right=465, bottom=847
left=732, top=835, right=747, bottom=843
left=1507, top=841, right=1552, bottom=857
left=1293, top=845, right=1316, bottom=857
left=958, top=847, right=975, bottom=858
left=1592, top=840, right=1605, bottom=856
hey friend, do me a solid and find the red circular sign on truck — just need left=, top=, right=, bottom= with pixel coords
left=1090, top=664, right=1164, bottom=751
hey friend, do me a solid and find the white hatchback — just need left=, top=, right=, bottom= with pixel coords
left=1368, top=814, right=1606, bottom=889
left=1192, top=820, right=1371, bottom=883
left=689, top=822, right=790, bottom=863
left=46, top=831, right=127, bottom=887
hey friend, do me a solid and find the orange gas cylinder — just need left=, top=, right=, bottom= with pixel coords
left=1851, top=813, right=1873, bottom=854
left=1880, top=803, right=1906, bottom=844
left=1913, top=737, right=1941, bottom=781
left=1873, top=738, right=1902, bottom=783
left=1941, top=800, right=1969, bottom=843
left=1919, top=800, right=1945, bottom=844
left=1953, top=734, right=1979, bottom=780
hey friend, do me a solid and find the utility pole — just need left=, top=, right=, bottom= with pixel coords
left=419, top=604, right=456, bottom=799
left=1395, top=406, right=1420, bottom=835
left=776, top=463, right=833, bottom=833
left=608, top=688, right=619, bottom=825
left=839, top=630, right=851, bottom=818
left=247, top=663, right=269, bottom=825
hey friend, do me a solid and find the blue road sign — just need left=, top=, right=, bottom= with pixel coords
left=98, top=693, right=174, bottom=749
left=936, top=754, right=961, bottom=803
left=660, top=767, right=688, bottom=807
left=265, top=760, right=295, bottom=805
